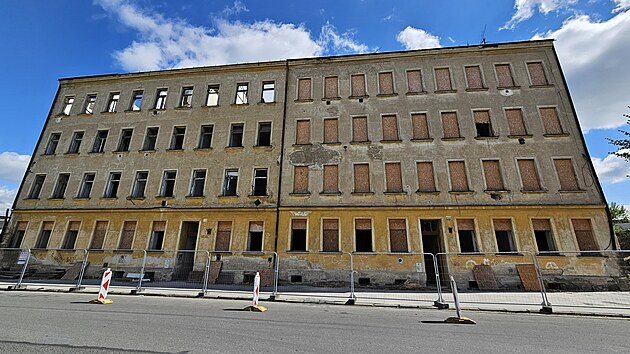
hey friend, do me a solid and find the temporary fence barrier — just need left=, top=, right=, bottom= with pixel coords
left=535, top=250, right=630, bottom=313
left=205, top=251, right=278, bottom=299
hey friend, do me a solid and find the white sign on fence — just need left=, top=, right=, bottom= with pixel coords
left=17, top=251, right=29, bottom=265
left=415, top=262, right=423, bottom=273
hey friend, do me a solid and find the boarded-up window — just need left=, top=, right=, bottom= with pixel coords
left=322, top=219, right=339, bottom=252
left=322, top=165, right=339, bottom=194
left=90, top=221, right=108, bottom=249
left=518, top=159, right=542, bottom=191
left=351, top=74, right=366, bottom=97
left=389, top=219, right=408, bottom=252
left=505, top=108, right=527, bottom=136
left=385, top=162, right=403, bottom=193
left=291, top=219, right=307, bottom=251
left=474, top=110, right=494, bottom=137
left=494, top=219, right=513, bottom=231
left=293, top=166, right=309, bottom=194
left=118, top=221, right=136, bottom=250
left=493, top=219, right=516, bottom=252
left=352, top=116, right=369, bottom=142
left=353, top=164, right=370, bottom=193
left=323, top=118, right=338, bottom=143
left=295, top=120, right=311, bottom=145
left=355, top=219, right=373, bottom=252
left=448, top=161, right=469, bottom=192
left=411, top=113, right=430, bottom=140
left=571, top=219, right=599, bottom=251
left=381, top=115, right=399, bottom=141
left=495, top=64, right=515, bottom=87
left=407, top=70, right=423, bottom=93
left=248, top=221, right=263, bottom=252
left=378, top=72, right=394, bottom=95
left=457, top=219, right=477, bottom=252
left=527, top=62, right=548, bottom=86
left=532, top=218, right=556, bottom=252
left=554, top=159, right=580, bottom=191
left=324, top=76, right=338, bottom=99
left=215, top=221, right=232, bottom=251
left=532, top=219, right=551, bottom=231
left=483, top=160, right=504, bottom=191
left=297, top=78, right=312, bottom=100
left=416, top=162, right=437, bottom=192
left=465, top=65, right=484, bottom=89
left=441, top=112, right=461, bottom=138
left=434, top=68, right=452, bottom=91
left=540, top=107, right=564, bottom=135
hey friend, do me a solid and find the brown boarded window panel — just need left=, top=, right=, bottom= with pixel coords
left=473, top=110, right=491, bottom=124
left=385, top=162, right=403, bottom=192
left=297, top=78, right=311, bottom=100
left=118, top=221, right=136, bottom=250
left=554, top=159, right=580, bottom=191
left=493, top=219, right=513, bottom=231
left=483, top=160, right=504, bottom=191
left=249, top=221, right=263, bottom=233
left=17, top=221, right=28, bottom=231
left=90, top=221, right=108, bottom=249
left=389, top=219, right=408, bottom=252
left=411, top=113, right=430, bottom=140
left=324, top=76, right=338, bottom=99
left=352, top=116, right=369, bottom=142
left=495, top=64, right=515, bottom=87
left=355, top=219, right=372, bottom=230
left=381, top=115, right=399, bottom=141
left=354, top=164, right=370, bottom=193
left=540, top=107, right=564, bottom=135
left=527, top=62, right=548, bottom=86
left=532, top=219, right=551, bottom=231
left=505, top=109, right=527, bottom=136
left=518, top=159, right=542, bottom=191
left=68, top=221, right=81, bottom=231
left=435, top=68, right=452, bottom=91
left=42, top=221, right=54, bottom=231
left=441, top=112, right=460, bottom=138
left=295, top=120, right=311, bottom=145
left=322, top=219, right=339, bottom=252
left=571, top=219, right=598, bottom=251
left=323, top=118, right=338, bottom=143
left=416, top=162, right=436, bottom=192
left=152, top=221, right=166, bottom=232
left=351, top=74, right=366, bottom=97
left=293, top=166, right=309, bottom=193
left=448, top=161, right=469, bottom=191
left=378, top=72, right=394, bottom=95
left=407, top=70, right=423, bottom=93
left=292, top=219, right=307, bottom=230
left=322, top=165, right=339, bottom=193
left=457, top=219, right=475, bottom=231
left=465, top=66, right=484, bottom=89
left=215, top=221, right=232, bottom=251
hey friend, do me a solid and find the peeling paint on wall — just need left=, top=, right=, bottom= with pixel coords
left=288, top=144, right=341, bottom=167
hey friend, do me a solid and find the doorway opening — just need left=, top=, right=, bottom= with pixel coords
left=173, top=221, right=199, bottom=281
left=421, top=220, right=448, bottom=287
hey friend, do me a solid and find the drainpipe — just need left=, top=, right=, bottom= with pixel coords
left=273, top=60, right=290, bottom=253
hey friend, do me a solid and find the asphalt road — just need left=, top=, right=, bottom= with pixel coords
left=0, top=291, right=628, bottom=353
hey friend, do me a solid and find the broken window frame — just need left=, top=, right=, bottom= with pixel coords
left=261, top=81, right=275, bottom=103
left=197, top=125, right=213, bottom=149
left=83, top=94, right=97, bottom=114
left=104, top=172, right=122, bottom=198
left=473, top=110, right=495, bottom=138
left=229, top=124, right=244, bottom=147
left=92, top=130, right=108, bottom=153
left=189, top=169, right=206, bottom=197
left=52, top=173, right=70, bottom=199
left=131, top=171, right=148, bottom=198
left=67, top=131, right=84, bottom=154
left=206, top=85, right=220, bottom=106
left=61, top=222, right=81, bottom=250
left=235, top=83, right=248, bottom=105
left=223, top=169, right=239, bottom=196
left=77, top=172, right=95, bottom=199
left=154, top=88, right=168, bottom=110
left=179, top=86, right=194, bottom=108
left=169, top=126, right=186, bottom=150
left=44, top=133, right=61, bottom=155
left=142, top=127, right=159, bottom=151
left=61, top=96, right=75, bottom=115
left=456, top=219, right=478, bottom=253
left=256, top=122, right=272, bottom=147
left=130, top=90, right=143, bottom=111
left=252, top=168, right=268, bottom=196
left=148, top=222, right=166, bottom=251
left=28, top=174, right=46, bottom=199
left=35, top=222, right=54, bottom=249
left=106, top=92, right=120, bottom=113
left=116, top=128, right=133, bottom=152
left=160, top=170, right=177, bottom=197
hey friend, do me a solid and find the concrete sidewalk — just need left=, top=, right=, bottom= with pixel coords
left=2, top=281, right=629, bottom=318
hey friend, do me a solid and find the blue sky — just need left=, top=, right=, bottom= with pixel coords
left=0, top=0, right=629, bottom=212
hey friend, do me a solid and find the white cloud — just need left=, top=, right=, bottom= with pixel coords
left=221, top=1, right=249, bottom=17
left=592, top=152, right=630, bottom=183
left=0, top=152, right=29, bottom=183
left=613, top=0, right=630, bottom=12
left=96, top=0, right=369, bottom=71
left=501, top=0, right=577, bottom=30
left=395, top=26, right=441, bottom=50
left=0, top=186, right=17, bottom=212
left=533, top=10, right=630, bottom=131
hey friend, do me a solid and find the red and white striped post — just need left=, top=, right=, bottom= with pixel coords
left=252, top=272, right=260, bottom=307
left=91, top=268, right=113, bottom=304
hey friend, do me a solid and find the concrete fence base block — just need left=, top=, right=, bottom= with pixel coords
left=433, top=301, right=449, bottom=309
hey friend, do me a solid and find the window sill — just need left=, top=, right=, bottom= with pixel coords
left=127, top=196, right=145, bottom=200
left=441, top=137, right=465, bottom=142
left=543, top=133, right=570, bottom=138
left=253, top=145, right=273, bottom=150
left=286, top=250, right=309, bottom=253
left=174, top=106, right=192, bottom=110
left=474, top=136, right=499, bottom=140
left=521, top=189, right=548, bottom=194
left=73, top=197, right=91, bottom=201
left=257, top=101, right=277, bottom=105
left=349, top=95, right=369, bottom=99
left=100, top=111, right=117, bottom=115
left=64, top=152, right=80, bottom=156
left=156, top=196, right=175, bottom=199
left=225, top=146, right=244, bottom=151
left=114, top=249, right=134, bottom=253
left=406, top=91, right=427, bottom=96
left=55, top=113, right=70, bottom=117
left=200, top=104, right=219, bottom=108
left=449, top=190, right=474, bottom=195
left=124, top=109, right=141, bottom=113
left=295, top=99, right=314, bottom=103
left=411, top=138, right=434, bottom=143
left=89, top=151, right=105, bottom=155
left=48, top=197, right=65, bottom=201
left=507, top=134, right=533, bottom=139
left=78, top=113, right=94, bottom=116
left=292, top=143, right=312, bottom=147
left=100, top=197, right=119, bottom=200
left=416, top=190, right=440, bottom=195
left=484, top=189, right=510, bottom=194
left=322, top=142, right=342, bottom=146
left=558, top=189, right=586, bottom=193
left=185, top=195, right=205, bottom=199
left=497, top=86, right=520, bottom=90
left=218, top=195, right=239, bottom=199
left=350, top=141, right=371, bottom=145
left=434, top=89, right=457, bottom=94
left=193, top=147, right=213, bottom=151
left=152, top=108, right=166, bottom=112
left=165, top=149, right=184, bottom=152
left=23, top=197, right=40, bottom=200
left=320, top=191, right=342, bottom=196
left=139, top=149, right=157, bottom=153
left=230, top=103, right=250, bottom=106
left=321, top=97, right=341, bottom=101
left=247, top=194, right=269, bottom=198
left=41, top=153, right=55, bottom=157
left=384, top=191, right=407, bottom=195
left=376, top=93, right=398, bottom=98
left=289, top=192, right=311, bottom=196
left=351, top=192, right=374, bottom=196
left=465, top=88, right=488, bottom=92
left=146, top=249, right=165, bottom=253
left=113, top=150, right=130, bottom=154
left=380, top=139, right=402, bottom=144
left=529, top=84, right=554, bottom=89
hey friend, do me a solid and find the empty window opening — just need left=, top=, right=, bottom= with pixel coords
left=160, top=170, right=177, bottom=197
left=131, top=171, right=148, bottom=198
left=261, top=82, right=275, bottom=103
left=235, top=83, right=248, bottom=104
left=35, top=221, right=54, bottom=249
left=68, top=131, right=84, bottom=154
left=229, top=124, right=244, bottom=147
left=170, top=126, right=186, bottom=150
left=116, top=129, right=133, bottom=152
left=180, top=87, right=193, bottom=108
left=149, top=221, right=166, bottom=250
left=493, top=219, right=516, bottom=252
left=355, top=219, right=373, bottom=252
left=52, top=173, right=70, bottom=199
left=198, top=125, right=213, bottom=149
left=9, top=222, right=28, bottom=248
left=189, top=170, right=206, bottom=197
left=457, top=219, right=477, bottom=252
left=105, top=172, right=121, bottom=198
left=45, top=133, right=61, bottom=155
left=84, top=94, right=97, bottom=114
left=107, top=93, right=120, bottom=113
left=257, top=122, right=271, bottom=146
left=223, top=169, right=239, bottom=196
left=215, top=221, right=232, bottom=251
left=322, top=219, right=339, bottom=252
left=92, top=130, right=108, bottom=153
left=28, top=175, right=46, bottom=199
left=474, top=110, right=494, bottom=137
left=252, top=169, right=268, bottom=196
left=291, top=275, right=303, bottom=283
left=130, top=91, right=143, bottom=111
left=358, top=278, right=371, bottom=286
left=248, top=221, right=264, bottom=251
left=291, top=219, right=307, bottom=251
left=62, top=96, right=74, bottom=115
left=206, top=85, right=219, bottom=106
left=62, top=221, right=81, bottom=250
left=155, top=89, right=168, bottom=109
left=78, top=173, right=95, bottom=199
left=533, top=219, right=557, bottom=252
